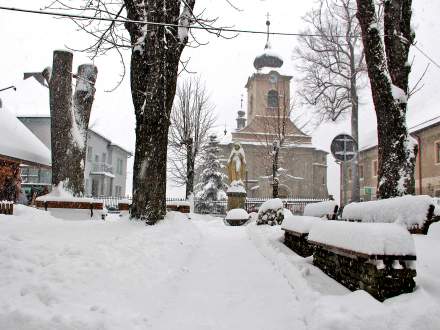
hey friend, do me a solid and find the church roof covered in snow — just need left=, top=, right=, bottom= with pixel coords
left=0, top=108, right=51, bottom=166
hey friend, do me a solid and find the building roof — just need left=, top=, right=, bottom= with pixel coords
left=360, top=115, right=440, bottom=152
left=0, top=109, right=51, bottom=167
left=17, top=115, right=132, bottom=156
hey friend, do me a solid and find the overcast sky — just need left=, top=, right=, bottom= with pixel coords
left=1, top=0, right=439, bottom=200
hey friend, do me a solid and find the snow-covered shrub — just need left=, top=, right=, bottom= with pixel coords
left=257, top=198, right=284, bottom=225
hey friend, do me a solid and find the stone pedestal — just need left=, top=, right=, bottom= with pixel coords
left=225, top=181, right=247, bottom=225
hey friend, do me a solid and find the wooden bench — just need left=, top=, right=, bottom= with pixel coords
left=308, top=222, right=417, bottom=301
left=281, top=215, right=322, bottom=257
left=36, top=200, right=106, bottom=220
left=0, top=201, right=14, bottom=215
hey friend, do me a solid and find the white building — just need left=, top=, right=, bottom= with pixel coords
left=18, top=116, right=132, bottom=197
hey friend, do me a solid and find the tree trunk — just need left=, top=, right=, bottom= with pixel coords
left=126, top=0, right=189, bottom=223
left=356, top=0, right=416, bottom=199
left=185, top=137, right=195, bottom=199
left=66, top=64, right=98, bottom=195
left=49, top=50, right=73, bottom=189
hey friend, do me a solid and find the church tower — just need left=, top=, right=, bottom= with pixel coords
left=220, top=16, right=329, bottom=199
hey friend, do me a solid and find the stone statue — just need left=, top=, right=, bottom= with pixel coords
left=227, top=142, right=246, bottom=183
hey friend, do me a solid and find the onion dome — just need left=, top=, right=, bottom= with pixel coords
left=253, top=16, right=283, bottom=71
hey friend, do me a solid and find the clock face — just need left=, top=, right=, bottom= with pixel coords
left=269, top=73, right=278, bottom=84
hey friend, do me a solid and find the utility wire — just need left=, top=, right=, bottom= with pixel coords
left=0, top=5, right=439, bottom=70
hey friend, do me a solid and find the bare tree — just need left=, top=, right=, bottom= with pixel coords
left=168, top=76, right=216, bottom=199
left=356, top=0, right=417, bottom=198
left=294, top=0, right=374, bottom=202
left=47, top=0, right=234, bottom=224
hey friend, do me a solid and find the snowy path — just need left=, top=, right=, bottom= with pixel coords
left=150, top=217, right=306, bottom=330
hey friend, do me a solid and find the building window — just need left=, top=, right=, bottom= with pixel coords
left=359, top=165, right=364, bottom=180
left=435, top=141, right=440, bottom=164
left=249, top=95, right=253, bottom=114
left=87, top=147, right=93, bottom=162
left=94, top=155, right=99, bottom=163
left=267, top=90, right=279, bottom=108
left=115, top=185, right=122, bottom=197
left=116, top=158, right=123, bottom=175
left=347, top=167, right=352, bottom=181
left=372, top=160, right=378, bottom=177
left=108, top=151, right=113, bottom=164
left=102, top=153, right=107, bottom=163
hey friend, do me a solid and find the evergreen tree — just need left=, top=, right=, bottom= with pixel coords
left=195, top=134, right=227, bottom=214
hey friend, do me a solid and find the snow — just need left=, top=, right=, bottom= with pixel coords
left=258, top=198, right=283, bottom=214
left=308, top=222, right=416, bottom=256
left=1, top=206, right=440, bottom=329
left=342, top=195, right=436, bottom=229
left=428, top=222, right=440, bottom=240
left=225, top=208, right=249, bottom=220
left=0, top=207, right=306, bottom=330
left=36, top=182, right=94, bottom=203
left=391, top=84, right=408, bottom=103
left=178, top=5, right=191, bottom=42
left=281, top=215, right=322, bottom=234
left=303, top=200, right=338, bottom=217
left=0, top=107, right=51, bottom=166
left=227, top=180, right=246, bottom=194
left=247, top=223, right=440, bottom=329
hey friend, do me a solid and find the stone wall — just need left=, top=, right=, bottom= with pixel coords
left=313, top=247, right=416, bottom=301
left=284, top=231, right=314, bottom=257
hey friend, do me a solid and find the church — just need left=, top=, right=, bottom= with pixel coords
left=219, top=19, right=329, bottom=199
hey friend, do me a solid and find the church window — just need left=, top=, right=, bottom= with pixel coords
left=267, top=90, right=279, bottom=108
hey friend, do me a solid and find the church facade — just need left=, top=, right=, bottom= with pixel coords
left=219, top=28, right=329, bottom=199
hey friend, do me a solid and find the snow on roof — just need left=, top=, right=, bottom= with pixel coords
left=0, top=108, right=51, bottom=166
left=342, top=195, right=435, bottom=229
left=308, top=222, right=416, bottom=256
left=360, top=115, right=440, bottom=151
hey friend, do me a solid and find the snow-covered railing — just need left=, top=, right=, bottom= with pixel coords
left=281, top=215, right=322, bottom=257
left=0, top=201, right=14, bottom=215
left=303, top=200, right=338, bottom=219
left=341, top=195, right=439, bottom=234
left=308, top=221, right=417, bottom=301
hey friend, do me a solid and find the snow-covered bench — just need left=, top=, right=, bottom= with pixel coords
left=0, top=201, right=14, bottom=215
left=303, top=200, right=338, bottom=219
left=281, top=215, right=322, bottom=257
left=341, top=195, right=439, bottom=234
left=308, top=221, right=417, bottom=301
left=35, top=184, right=107, bottom=220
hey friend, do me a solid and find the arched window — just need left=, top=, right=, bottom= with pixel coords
left=267, top=90, right=279, bottom=108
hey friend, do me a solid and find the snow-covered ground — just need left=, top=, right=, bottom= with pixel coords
left=1, top=206, right=440, bottom=329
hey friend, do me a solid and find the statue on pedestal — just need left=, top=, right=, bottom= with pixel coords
left=226, top=142, right=247, bottom=213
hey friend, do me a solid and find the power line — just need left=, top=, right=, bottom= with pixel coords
left=0, top=5, right=439, bottom=70
left=0, top=5, right=368, bottom=38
